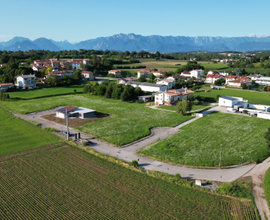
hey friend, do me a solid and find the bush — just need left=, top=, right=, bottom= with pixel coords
left=82, top=141, right=87, bottom=146
left=193, top=99, right=200, bottom=105
left=25, top=86, right=28, bottom=90
left=44, top=127, right=56, bottom=132
left=175, top=173, right=181, bottom=179
left=243, top=110, right=248, bottom=114
left=131, top=160, right=139, bottom=168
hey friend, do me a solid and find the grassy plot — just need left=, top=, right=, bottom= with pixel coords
left=1, top=95, right=193, bottom=145
left=194, top=89, right=270, bottom=105
left=139, top=113, right=270, bottom=167
left=0, top=144, right=258, bottom=219
left=263, top=167, right=270, bottom=211
left=0, top=105, right=60, bottom=156
left=8, top=85, right=83, bottom=99
left=158, top=103, right=209, bottom=111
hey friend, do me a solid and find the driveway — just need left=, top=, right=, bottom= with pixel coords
left=13, top=107, right=255, bottom=183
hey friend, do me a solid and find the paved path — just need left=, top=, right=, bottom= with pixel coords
left=13, top=107, right=255, bottom=183
left=243, top=157, right=270, bottom=220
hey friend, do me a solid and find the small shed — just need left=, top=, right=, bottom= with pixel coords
left=56, top=106, right=96, bottom=119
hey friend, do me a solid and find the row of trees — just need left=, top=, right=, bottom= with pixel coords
left=83, top=81, right=144, bottom=102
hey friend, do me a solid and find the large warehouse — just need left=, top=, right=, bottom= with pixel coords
left=56, top=106, right=96, bottom=119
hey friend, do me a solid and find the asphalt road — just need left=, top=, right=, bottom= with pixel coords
left=13, top=106, right=255, bottom=183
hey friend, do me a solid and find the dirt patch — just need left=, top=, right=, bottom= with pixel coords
left=41, top=112, right=109, bottom=127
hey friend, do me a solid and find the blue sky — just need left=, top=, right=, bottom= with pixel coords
left=1, top=0, right=269, bottom=42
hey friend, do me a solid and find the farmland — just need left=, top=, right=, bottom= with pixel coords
left=1, top=94, right=193, bottom=145
left=0, top=144, right=258, bottom=219
left=0, top=105, right=60, bottom=156
left=139, top=113, right=270, bottom=167
left=194, top=88, right=270, bottom=105
left=8, top=85, right=84, bottom=99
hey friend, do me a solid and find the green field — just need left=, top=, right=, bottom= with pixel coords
left=263, top=167, right=270, bottom=212
left=0, top=144, right=258, bottom=219
left=194, top=89, right=270, bottom=105
left=8, top=85, right=84, bottom=99
left=139, top=113, right=270, bottom=167
left=158, top=103, right=209, bottom=111
left=1, top=95, right=193, bottom=145
left=0, top=105, right=60, bottom=156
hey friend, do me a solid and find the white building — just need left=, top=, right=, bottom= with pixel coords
left=56, top=106, right=96, bottom=119
left=219, top=71, right=232, bottom=77
left=156, top=78, right=175, bottom=90
left=151, top=70, right=165, bottom=77
left=207, top=70, right=219, bottom=75
left=70, top=61, right=81, bottom=69
left=108, top=70, right=122, bottom=77
left=137, top=68, right=152, bottom=78
left=0, top=83, right=13, bottom=92
left=81, top=71, right=94, bottom=81
left=155, top=88, right=194, bottom=106
left=219, top=96, right=248, bottom=108
left=128, top=82, right=167, bottom=92
left=256, top=77, right=270, bottom=85
left=190, top=69, right=204, bottom=78
left=181, top=72, right=191, bottom=77
left=16, top=74, right=36, bottom=88
left=47, top=70, right=74, bottom=79
left=190, top=58, right=197, bottom=61
left=205, top=74, right=223, bottom=84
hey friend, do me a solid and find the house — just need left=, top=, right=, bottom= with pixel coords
left=219, top=96, right=248, bottom=108
left=151, top=70, right=165, bottom=77
left=225, top=75, right=237, bottom=84
left=167, top=75, right=185, bottom=81
left=248, top=74, right=261, bottom=81
left=0, top=83, right=13, bottom=92
left=70, top=61, right=81, bottom=69
left=205, top=74, right=223, bottom=84
left=108, top=70, right=122, bottom=77
left=155, top=88, right=194, bottom=106
left=81, top=71, right=94, bottom=81
left=56, top=106, right=96, bottom=119
left=15, top=74, right=36, bottom=88
left=117, top=77, right=137, bottom=84
left=208, top=70, right=219, bottom=75
left=227, top=77, right=252, bottom=88
left=156, top=78, right=175, bottom=89
left=181, top=72, right=191, bottom=77
left=190, top=69, right=204, bottom=78
left=190, top=58, right=197, bottom=61
left=137, top=68, right=152, bottom=78
left=47, top=70, right=74, bottom=79
left=32, top=65, right=47, bottom=72
left=256, top=77, right=270, bottom=85
left=128, top=82, right=168, bottom=92
left=219, top=71, right=233, bottom=76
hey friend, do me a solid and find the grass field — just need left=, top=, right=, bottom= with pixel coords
left=1, top=95, right=193, bottom=145
left=0, top=105, right=60, bottom=156
left=0, top=144, right=258, bottom=219
left=139, top=113, right=270, bottom=167
left=8, top=85, right=84, bottom=99
left=263, top=167, right=270, bottom=212
left=158, top=103, right=209, bottom=111
left=194, top=88, right=270, bottom=105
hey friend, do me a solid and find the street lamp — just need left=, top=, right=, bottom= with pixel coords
left=219, top=144, right=222, bottom=168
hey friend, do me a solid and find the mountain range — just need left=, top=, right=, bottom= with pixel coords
left=1, top=33, right=270, bottom=52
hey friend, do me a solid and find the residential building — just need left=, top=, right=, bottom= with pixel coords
left=190, top=57, right=197, bottom=61
left=0, top=83, right=13, bottom=92
left=128, top=82, right=167, bottom=92
left=108, top=70, right=122, bottom=77
left=181, top=72, right=191, bottom=77
left=70, top=61, right=81, bottom=69
left=248, top=74, right=261, bottom=81
left=81, top=71, right=94, bottom=81
left=32, top=65, right=47, bottom=72
left=155, top=88, right=194, bottom=106
left=156, top=78, right=175, bottom=90
left=226, top=76, right=252, bottom=88
left=219, top=71, right=233, bottom=76
left=47, top=70, right=74, bottom=79
left=151, top=70, right=165, bottom=77
left=205, top=74, right=223, bottom=84
left=218, top=96, right=248, bottom=108
left=208, top=70, right=219, bottom=75
left=56, top=106, right=96, bottom=119
left=225, top=75, right=238, bottom=84
left=117, top=77, right=137, bottom=84
left=137, top=68, right=152, bottom=78
left=256, top=77, right=270, bottom=85
left=190, top=69, right=204, bottom=78
left=16, top=74, right=36, bottom=88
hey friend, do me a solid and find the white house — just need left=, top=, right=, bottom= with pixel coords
left=70, top=61, right=81, bottom=69
left=155, top=88, right=194, bottom=106
left=190, top=58, right=197, bottom=61
left=226, top=76, right=252, bottom=88
left=190, top=69, right=204, bottom=78
left=208, top=70, right=219, bottom=75
left=108, top=70, right=122, bottom=77
left=219, top=71, right=232, bottom=76
left=128, top=82, right=167, bottom=92
left=156, top=78, right=175, bottom=90
left=256, top=77, right=270, bottom=85
left=219, top=96, right=248, bottom=108
left=248, top=74, right=261, bottom=81
left=137, top=68, right=152, bottom=78
left=205, top=74, right=223, bottom=84
left=0, top=83, right=13, bottom=92
left=81, top=71, right=94, bottom=81
left=151, top=70, right=165, bottom=77
left=47, top=70, right=74, bottom=79
left=56, top=106, right=96, bottom=119
left=16, top=74, right=36, bottom=88
left=181, top=72, right=191, bottom=77
left=32, top=65, right=46, bottom=72
left=117, top=77, right=137, bottom=84
left=225, top=75, right=238, bottom=84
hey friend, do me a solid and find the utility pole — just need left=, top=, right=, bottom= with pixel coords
left=219, top=144, right=222, bottom=168
left=66, top=109, right=69, bottom=140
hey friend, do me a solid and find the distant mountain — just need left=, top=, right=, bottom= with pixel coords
left=33, top=38, right=60, bottom=51
left=5, top=40, right=40, bottom=51
left=2, top=33, right=270, bottom=52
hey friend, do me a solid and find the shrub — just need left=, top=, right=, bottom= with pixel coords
left=74, top=89, right=77, bottom=93
left=193, top=99, right=200, bottom=105
left=175, top=173, right=181, bottom=179
left=243, top=110, right=248, bottom=114
left=25, top=86, right=28, bottom=90
left=82, top=141, right=87, bottom=146
left=131, top=160, right=139, bottom=168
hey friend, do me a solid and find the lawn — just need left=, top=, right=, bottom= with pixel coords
left=139, top=113, right=270, bottom=167
left=158, top=103, right=209, bottom=112
left=1, top=95, right=193, bottom=145
left=8, top=85, right=84, bottom=99
left=194, top=88, right=270, bottom=105
left=0, top=144, right=258, bottom=219
left=264, top=167, right=270, bottom=212
left=198, top=62, right=229, bottom=70
left=0, top=105, right=60, bottom=156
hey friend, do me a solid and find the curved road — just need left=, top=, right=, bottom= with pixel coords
left=13, top=106, right=255, bottom=183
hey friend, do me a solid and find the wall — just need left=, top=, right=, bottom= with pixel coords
left=248, top=104, right=270, bottom=110
left=257, top=113, right=270, bottom=120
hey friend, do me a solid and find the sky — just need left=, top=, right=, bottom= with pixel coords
left=1, top=0, right=270, bottom=43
